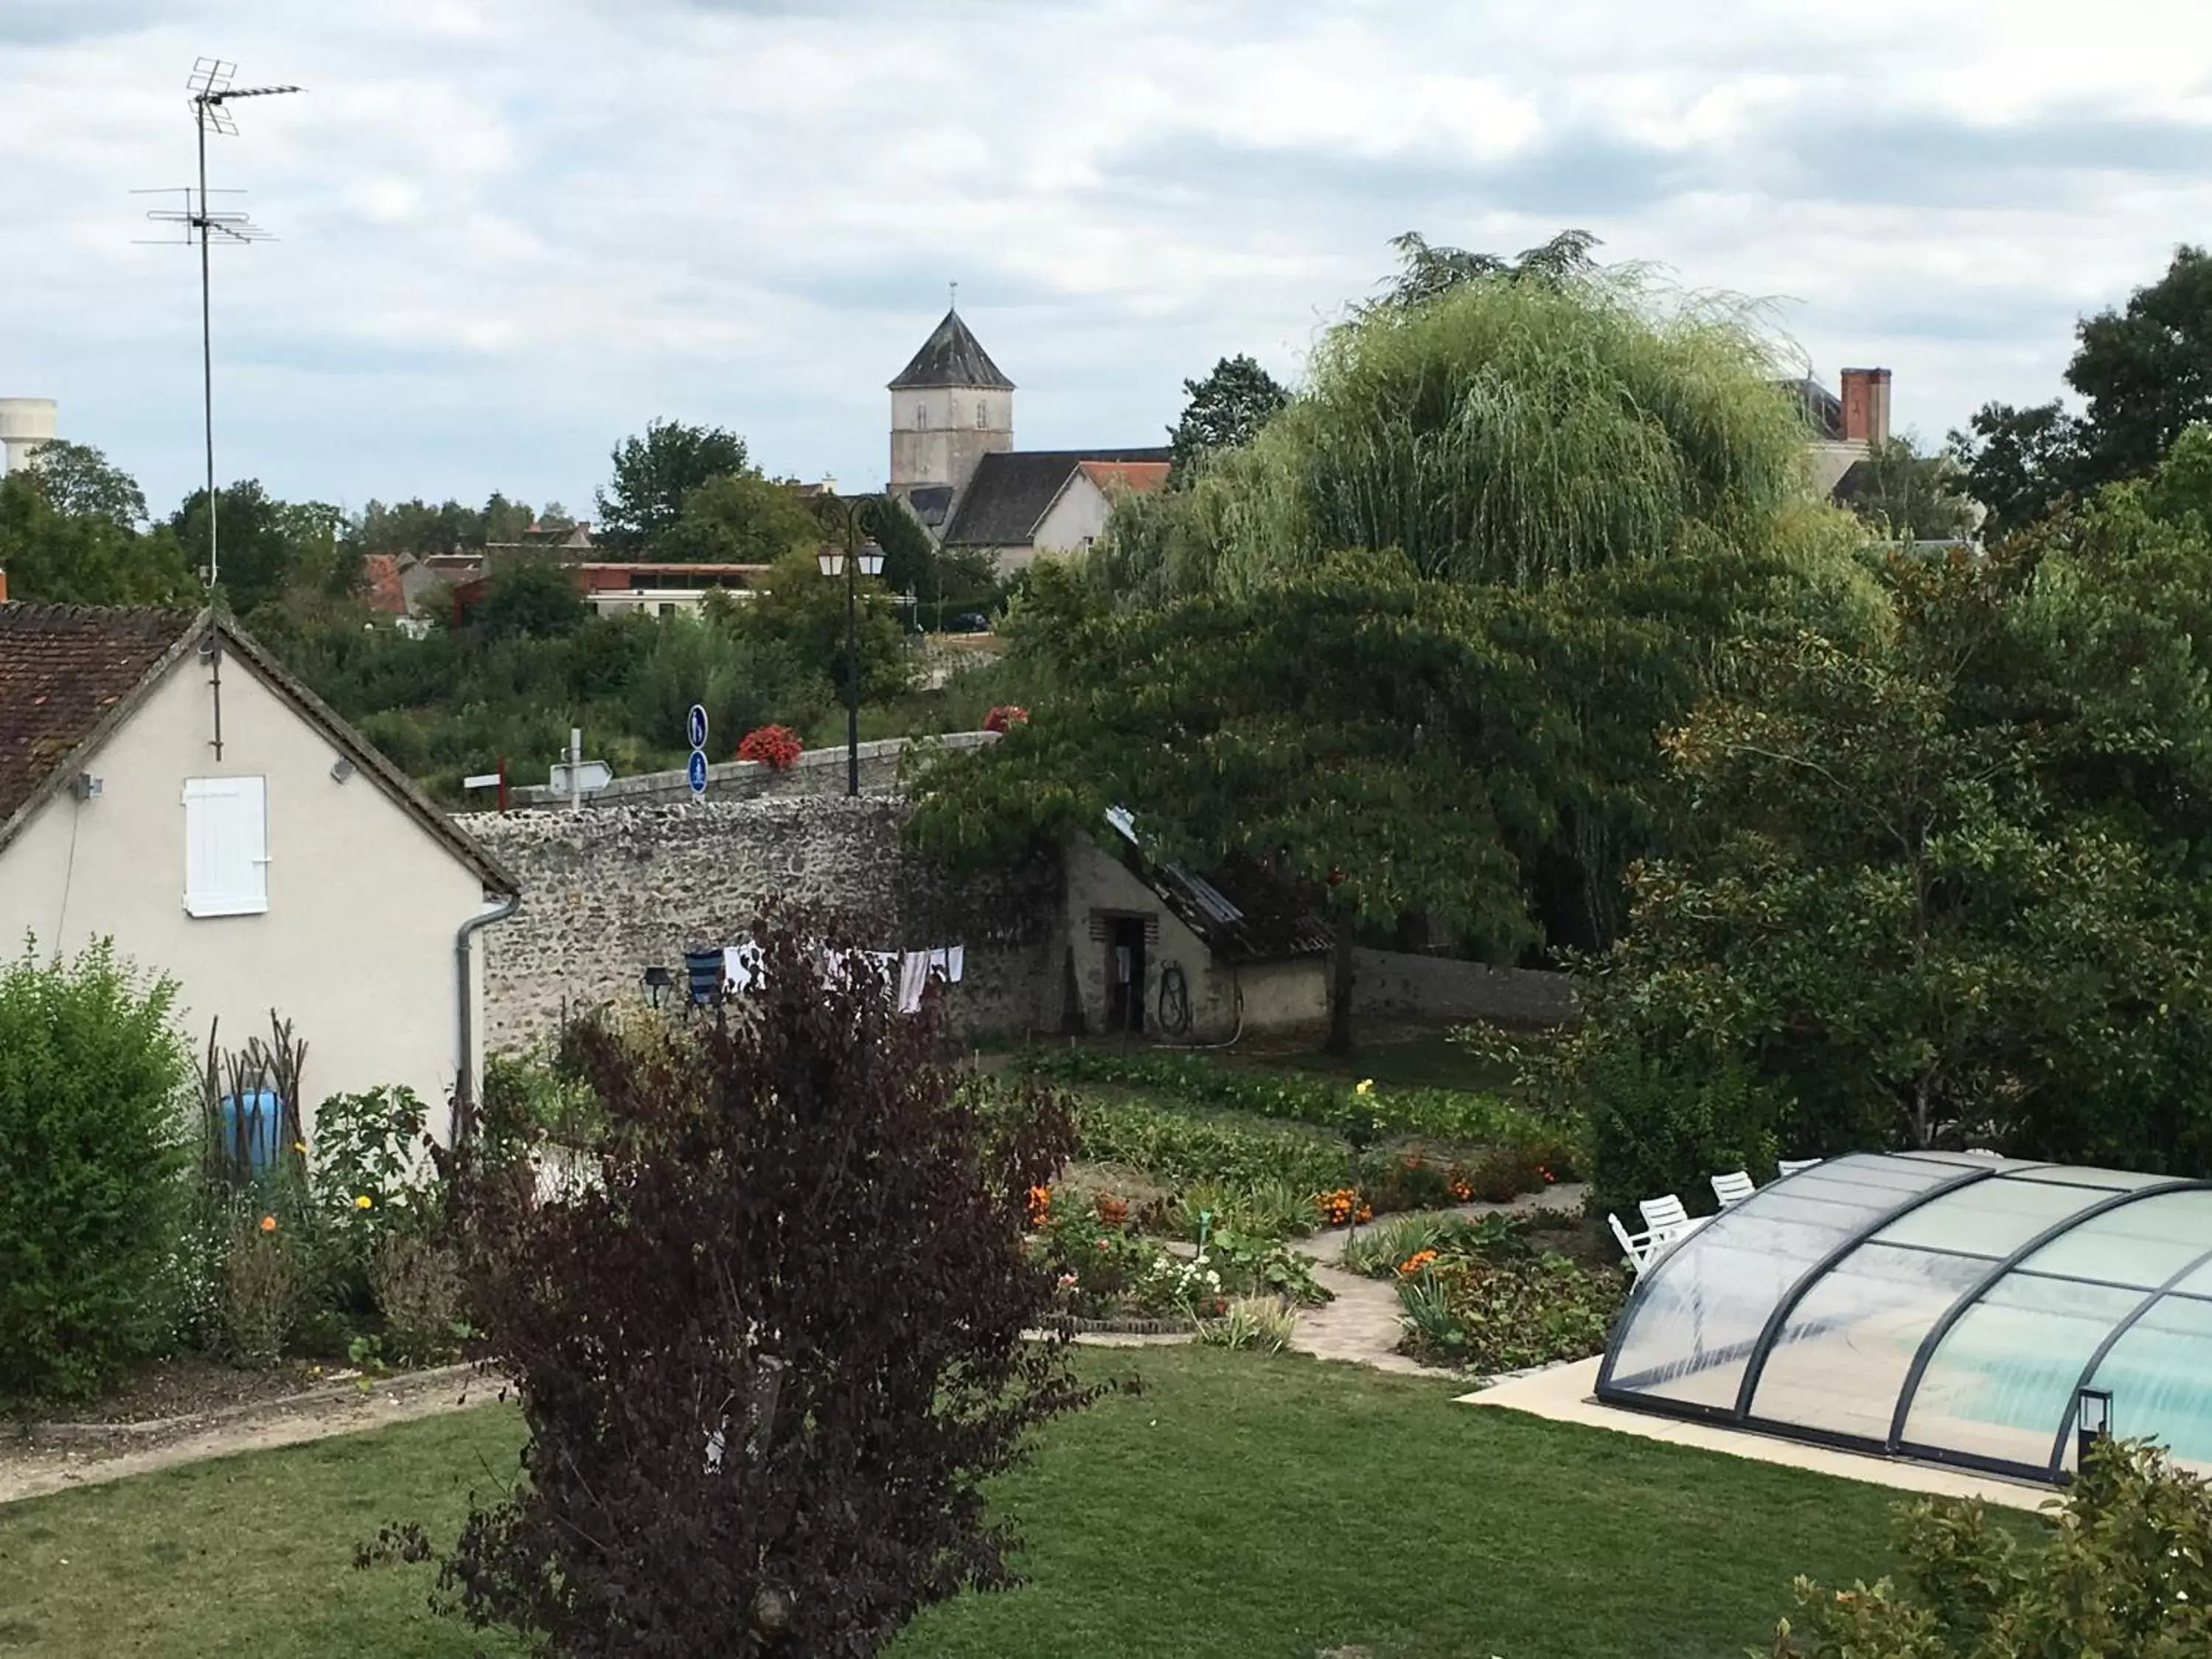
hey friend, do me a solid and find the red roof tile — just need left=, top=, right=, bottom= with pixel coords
left=0, top=605, right=198, bottom=827
left=1079, top=460, right=1171, bottom=495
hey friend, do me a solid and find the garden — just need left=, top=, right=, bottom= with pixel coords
left=1015, top=1044, right=1626, bottom=1374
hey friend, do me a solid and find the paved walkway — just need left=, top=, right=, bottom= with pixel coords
left=1282, top=1183, right=1588, bottom=1377
left=1462, top=1358, right=2053, bottom=1512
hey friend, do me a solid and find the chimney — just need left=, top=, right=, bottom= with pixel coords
left=1840, top=368, right=1892, bottom=448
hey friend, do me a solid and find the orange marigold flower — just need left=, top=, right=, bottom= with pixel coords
left=258, top=1214, right=277, bottom=1234
left=1397, top=1248, right=1440, bottom=1276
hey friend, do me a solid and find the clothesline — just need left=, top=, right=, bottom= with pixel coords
left=723, top=942, right=965, bottom=1013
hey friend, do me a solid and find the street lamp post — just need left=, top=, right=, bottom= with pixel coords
left=814, top=495, right=885, bottom=798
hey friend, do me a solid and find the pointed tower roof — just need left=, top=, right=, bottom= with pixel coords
left=888, top=309, right=1015, bottom=392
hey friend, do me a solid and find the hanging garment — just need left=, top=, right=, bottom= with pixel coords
left=897, top=951, right=931, bottom=1014
left=723, top=942, right=764, bottom=993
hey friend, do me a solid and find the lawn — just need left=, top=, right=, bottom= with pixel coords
left=0, top=1347, right=1921, bottom=1659
left=1245, top=1028, right=1523, bottom=1096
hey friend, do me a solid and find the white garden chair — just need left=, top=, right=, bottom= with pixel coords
left=1608, top=1211, right=1661, bottom=1275
left=1711, top=1170, right=1757, bottom=1209
left=1639, top=1194, right=1692, bottom=1236
left=1776, top=1158, right=1823, bottom=1178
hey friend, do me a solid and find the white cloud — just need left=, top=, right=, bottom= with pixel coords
left=2, top=0, right=2210, bottom=515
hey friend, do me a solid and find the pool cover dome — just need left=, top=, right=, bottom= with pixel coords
left=1596, top=1152, right=2212, bottom=1484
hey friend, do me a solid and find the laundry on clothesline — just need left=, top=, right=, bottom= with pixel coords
left=712, top=940, right=964, bottom=1012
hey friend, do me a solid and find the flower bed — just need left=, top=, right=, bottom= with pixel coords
left=1024, top=1046, right=1579, bottom=1168
left=1394, top=1250, right=1625, bottom=1373
left=1027, top=1192, right=1329, bottom=1324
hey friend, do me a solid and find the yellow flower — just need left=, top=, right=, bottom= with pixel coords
left=259, top=1214, right=277, bottom=1234
left=1354, top=1078, right=1375, bottom=1097
left=354, top=1194, right=374, bottom=1210
left=292, top=1141, right=307, bottom=1154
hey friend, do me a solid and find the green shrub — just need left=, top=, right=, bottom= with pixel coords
left=1171, top=1178, right=1317, bottom=1242
left=0, top=942, right=192, bottom=1408
left=310, top=1085, right=439, bottom=1322
left=1395, top=1252, right=1624, bottom=1372
left=222, top=1214, right=303, bottom=1367
left=1023, top=1047, right=1557, bottom=1149
left=1584, top=1042, right=1782, bottom=1216
left=1345, top=1211, right=1534, bottom=1279
left=366, top=1225, right=469, bottom=1365
left=1072, top=1095, right=1351, bottom=1194
left=1771, top=1439, right=2212, bottom=1657
left=1194, top=1295, right=1299, bottom=1354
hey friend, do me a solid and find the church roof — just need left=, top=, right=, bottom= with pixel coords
left=940, top=448, right=1172, bottom=549
left=889, top=309, right=1015, bottom=392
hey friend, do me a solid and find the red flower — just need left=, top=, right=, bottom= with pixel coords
left=983, top=705, right=1029, bottom=734
left=737, top=725, right=803, bottom=771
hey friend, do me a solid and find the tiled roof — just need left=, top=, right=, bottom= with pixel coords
left=361, top=554, right=407, bottom=614
left=941, top=448, right=1173, bottom=548
left=0, top=605, right=198, bottom=826
left=888, top=309, right=1015, bottom=392
left=1079, top=460, right=1170, bottom=495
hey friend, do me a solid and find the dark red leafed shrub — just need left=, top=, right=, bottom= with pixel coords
left=431, top=917, right=1093, bottom=1656
left=981, top=705, right=1028, bottom=734
left=737, top=724, right=803, bottom=770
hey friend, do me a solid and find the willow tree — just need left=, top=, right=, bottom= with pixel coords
left=922, top=246, right=1869, bottom=1042
left=1096, top=261, right=1818, bottom=605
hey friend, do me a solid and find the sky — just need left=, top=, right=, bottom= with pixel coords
left=4, top=0, right=2211, bottom=522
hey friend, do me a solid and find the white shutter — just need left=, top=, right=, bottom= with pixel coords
left=183, top=776, right=269, bottom=917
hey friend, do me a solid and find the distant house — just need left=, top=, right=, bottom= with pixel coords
left=1057, top=810, right=1332, bottom=1041
left=1782, top=366, right=1893, bottom=498
left=448, top=561, right=772, bottom=622
left=0, top=603, right=519, bottom=1143
left=883, top=305, right=1174, bottom=573
left=939, top=451, right=1172, bottom=574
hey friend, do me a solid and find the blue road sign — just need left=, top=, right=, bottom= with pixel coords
left=686, top=703, right=709, bottom=751
left=687, top=749, right=709, bottom=797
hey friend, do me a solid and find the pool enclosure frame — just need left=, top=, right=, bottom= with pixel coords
left=1593, top=1152, right=2212, bottom=1486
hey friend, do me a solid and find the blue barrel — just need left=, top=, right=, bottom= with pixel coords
left=218, top=1088, right=284, bottom=1171
left=684, top=948, right=726, bottom=1007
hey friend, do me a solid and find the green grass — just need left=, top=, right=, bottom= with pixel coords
left=1245, top=1029, right=1522, bottom=1096
left=0, top=1348, right=1927, bottom=1658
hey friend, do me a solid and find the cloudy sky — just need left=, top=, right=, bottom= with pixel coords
left=5, top=0, right=2211, bottom=521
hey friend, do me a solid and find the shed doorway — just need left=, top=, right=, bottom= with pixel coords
left=1106, top=917, right=1147, bottom=1033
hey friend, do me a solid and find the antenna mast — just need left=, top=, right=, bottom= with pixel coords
left=138, top=58, right=302, bottom=590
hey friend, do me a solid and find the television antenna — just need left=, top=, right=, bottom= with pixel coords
left=134, top=58, right=302, bottom=588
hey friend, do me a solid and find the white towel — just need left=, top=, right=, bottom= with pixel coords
left=897, top=951, right=931, bottom=1014
left=946, top=945, right=964, bottom=983
left=723, top=943, right=762, bottom=992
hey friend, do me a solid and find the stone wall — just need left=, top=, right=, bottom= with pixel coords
left=1352, top=947, right=1579, bottom=1028
left=462, top=795, right=1058, bottom=1051
left=507, top=731, right=995, bottom=810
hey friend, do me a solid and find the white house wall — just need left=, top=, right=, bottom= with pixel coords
left=1029, top=474, right=1114, bottom=559
left=0, top=650, right=493, bottom=1143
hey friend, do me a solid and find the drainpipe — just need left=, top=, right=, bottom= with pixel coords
left=453, top=891, right=521, bottom=1143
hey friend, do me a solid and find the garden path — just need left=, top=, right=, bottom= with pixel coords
left=1275, top=1183, right=1587, bottom=1376
left=0, top=1366, right=493, bottom=1507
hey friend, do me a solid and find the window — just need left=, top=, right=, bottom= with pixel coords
left=975, top=399, right=988, bottom=430
left=915, top=402, right=928, bottom=430
left=183, top=776, right=269, bottom=917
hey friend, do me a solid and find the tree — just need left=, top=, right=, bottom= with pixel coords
left=658, top=471, right=821, bottom=566
left=22, top=439, right=148, bottom=527
left=1098, top=256, right=1812, bottom=599
left=914, top=552, right=1630, bottom=1052
left=1166, top=354, right=1290, bottom=484
left=479, top=492, right=535, bottom=546
left=427, top=919, right=1093, bottom=1655
left=1947, top=401, right=2086, bottom=541
left=1368, top=228, right=1601, bottom=313
left=538, top=500, right=577, bottom=532
left=727, top=547, right=909, bottom=706
left=1838, top=437, right=1980, bottom=542
left=1950, top=246, right=2212, bottom=535
left=595, top=420, right=752, bottom=553
left=0, top=473, right=197, bottom=607
left=170, top=480, right=315, bottom=616
left=469, top=561, right=588, bottom=641
left=1548, top=529, right=2212, bottom=1211
left=1771, top=1440, right=2212, bottom=1658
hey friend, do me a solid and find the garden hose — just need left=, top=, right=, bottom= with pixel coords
left=1156, top=963, right=1193, bottom=1037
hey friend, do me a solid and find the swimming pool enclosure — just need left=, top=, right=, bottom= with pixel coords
left=1595, top=1152, right=2212, bottom=1484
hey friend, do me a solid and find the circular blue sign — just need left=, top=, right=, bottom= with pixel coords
left=686, top=703, right=709, bottom=751
left=686, top=749, right=709, bottom=797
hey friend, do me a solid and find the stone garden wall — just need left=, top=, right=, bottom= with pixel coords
left=461, top=795, right=1059, bottom=1051
left=1352, top=947, right=1579, bottom=1027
